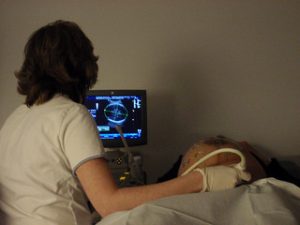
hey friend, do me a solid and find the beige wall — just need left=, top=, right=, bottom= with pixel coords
left=1, top=0, right=299, bottom=182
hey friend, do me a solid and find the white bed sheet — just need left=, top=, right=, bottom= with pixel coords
left=97, top=178, right=300, bottom=225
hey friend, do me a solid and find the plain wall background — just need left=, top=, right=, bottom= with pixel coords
left=1, top=0, right=299, bottom=183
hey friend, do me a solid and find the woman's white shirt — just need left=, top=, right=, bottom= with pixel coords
left=0, top=95, right=105, bottom=225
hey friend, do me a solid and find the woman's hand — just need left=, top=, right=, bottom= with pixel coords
left=195, top=165, right=251, bottom=192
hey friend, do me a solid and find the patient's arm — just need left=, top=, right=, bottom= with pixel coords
left=76, top=158, right=203, bottom=218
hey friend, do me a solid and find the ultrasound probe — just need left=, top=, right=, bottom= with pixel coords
left=181, top=148, right=247, bottom=176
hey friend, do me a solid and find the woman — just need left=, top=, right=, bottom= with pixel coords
left=0, top=20, right=249, bottom=225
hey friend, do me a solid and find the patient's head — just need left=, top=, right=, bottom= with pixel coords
left=178, top=136, right=267, bottom=182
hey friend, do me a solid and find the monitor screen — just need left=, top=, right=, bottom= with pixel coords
left=84, top=90, right=147, bottom=148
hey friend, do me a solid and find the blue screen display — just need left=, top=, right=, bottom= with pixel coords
left=84, top=90, right=147, bottom=148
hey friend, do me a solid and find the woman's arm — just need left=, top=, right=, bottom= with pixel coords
left=76, top=158, right=203, bottom=217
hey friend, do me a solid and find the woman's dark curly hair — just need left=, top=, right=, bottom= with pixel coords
left=15, top=20, right=98, bottom=106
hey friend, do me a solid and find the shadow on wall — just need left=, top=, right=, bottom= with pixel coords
left=254, top=143, right=300, bottom=179
left=149, top=61, right=214, bottom=153
left=143, top=61, right=214, bottom=182
left=0, top=191, right=7, bottom=225
left=143, top=91, right=180, bottom=182
left=279, top=155, right=300, bottom=179
left=145, top=60, right=220, bottom=183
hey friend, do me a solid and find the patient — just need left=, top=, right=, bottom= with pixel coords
left=159, top=135, right=300, bottom=187
left=178, top=136, right=267, bottom=183
left=99, top=136, right=300, bottom=225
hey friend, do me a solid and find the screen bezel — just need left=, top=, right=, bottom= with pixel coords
left=85, top=89, right=147, bottom=148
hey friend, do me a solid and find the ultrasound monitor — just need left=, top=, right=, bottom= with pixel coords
left=84, top=90, right=147, bottom=148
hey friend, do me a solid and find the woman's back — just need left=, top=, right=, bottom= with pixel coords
left=0, top=95, right=99, bottom=225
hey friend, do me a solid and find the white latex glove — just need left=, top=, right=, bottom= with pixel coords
left=195, top=165, right=251, bottom=192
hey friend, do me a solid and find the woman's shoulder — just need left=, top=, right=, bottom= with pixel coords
left=40, top=95, right=87, bottom=113
left=46, top=95, right=91, bottom=121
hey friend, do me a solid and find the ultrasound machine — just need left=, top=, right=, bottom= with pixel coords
left=84, top=90, right=147, bottom=187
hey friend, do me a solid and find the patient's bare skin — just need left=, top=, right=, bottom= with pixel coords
left=178, top=143, right=241, bottom=175
left=178, top=137, right=267, bottom=183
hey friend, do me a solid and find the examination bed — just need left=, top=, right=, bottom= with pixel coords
left=97, top=178, right=300, bottom=225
